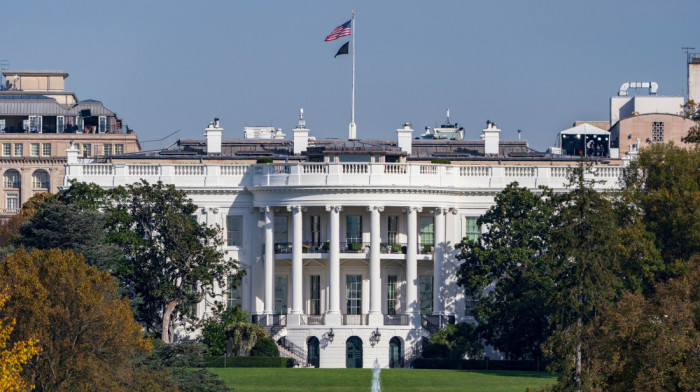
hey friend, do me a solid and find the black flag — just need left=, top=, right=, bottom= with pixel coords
left=335, top=41, right=349, bottom=58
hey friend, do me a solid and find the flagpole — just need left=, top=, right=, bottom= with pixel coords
left=349, top=10, right=356, bottom=140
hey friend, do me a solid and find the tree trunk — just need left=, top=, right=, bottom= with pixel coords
left=575, top=317, right=582, bottom=392
left=161, top=300, right=178, bottom=343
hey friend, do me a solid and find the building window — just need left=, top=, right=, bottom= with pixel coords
left=82, top=144, right=91, bottom=157
left=465, top=292, right=477, bottom=317
left=57, top=116, right=64, bottom=133
left=419, top=216, right=434, bottom=247
left=652, top=121, right=664, bottom=142
left=310, top=215, right=321, bottom=246
left=346, top=275, right=362, bottom=315
left=30, top=143, right=40, bottom=157
left=14, top=143, right=23, bottom=156
left=29, top=116, right=42, bottom=133
left=387, top=275, right=398, bottom=315
left=104, top=144, right=112, bottom=156
left=274, top=216, right=288, bottom=245
left=98, top=116, right=107, bottom=133
left=76, top=116, right=83, bottom=133
left=465, top=217, right=481, bottom=242
left=0, top=119, right=5, bottom=132
left=114, top=144, right=124, bottom=154
left=42, top=143, right=51, bottom=156
left=346, top=215, right=362, bottom=244
left=275, top=275, right=288, bottom=315
left=226, top=215, right=243, bottom=246
left=310, top=275, right=321, bottom=315
left=3, top=170, right=20, bottom=188
left=227, top=275, right=241, bottom=308
left=6, top=193, right=19, bottom=211
left=387, top=216, right=398, bottom=246
left=2, top=144, right=10, bottom=156
left=32, top=170, right=49, bottom=189
left=419, top=275, right=433, bottom=316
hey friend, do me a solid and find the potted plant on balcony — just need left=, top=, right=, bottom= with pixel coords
left=349, top=243, right=362, bottom=252
left=423, top=244, right=433, bottom=253
left=321, top=242, right=329, bottom=252
left=380, top=243, right=388, bottom=253
left=391, top=244, right=402, bottom=254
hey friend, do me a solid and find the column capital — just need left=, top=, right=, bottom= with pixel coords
left=286, top=205, right=303, bottom=213
left=258, top=206, right=273, bottom=213
left=403, top=206, right=423, bottom=213
left=325, top=205, right=343, bottom=213
left=367, top=205, right=384, bottom=213
left=433, top=207, right=449, bottom=216
left=449, top=207, right=459, bottom=215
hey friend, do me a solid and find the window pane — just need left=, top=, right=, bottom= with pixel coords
left=310, top=216, right=321, bottom=245
left=387, top=275, right=397, bottom=315
left=227, top=275, right=241, bottom=308
left=114, top=144, right=124, bottom=154
left=346, top=215, right=362, bottom=244
left=275, top=276, right=288, bottom=314
left=82, top=144, right=91, bottom=157
left=419, top=216, right=434, bottom=246
left=346, top=275, right=362, bottom=315
left=6, top=193, right=19, bottom=210
left=310, top=275, right=320, bottom=315
left=387, top=216, right=398, bottom=246
left=465, top=217, right=480, bottom=242
left=14, top=144, right=22, bottom=156
left=227, top=215, right=243, bottom=246
left=42, top=143, right=51, bottom=156
left=99, top=116, right=107, bottom=133
left=2, top=144, right=11, bottom=156
left=274, top=216, right=288, bottom=245
left=419, top=275, right=433, bottom=315
left=30, top=143, right=39, bottom=156
left=32, top=171, right=49, bottom=189
left=4, top=171, right=20, bottom=188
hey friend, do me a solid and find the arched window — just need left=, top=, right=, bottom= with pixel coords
left=346, top=336, right=363, bottom=368
left=389, top=337, right=403, bottom=368
left=32, top=170, right=49, bottom=189
left=307, top=337, right=320, bottom=368
left=3, top=170, right=20, bottom=188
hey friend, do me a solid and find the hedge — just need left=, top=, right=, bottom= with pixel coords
left=413, top=358, right=542, bottom=371
left=201, top=356, right=294, bottom=368
left=430, top=159, right=451, bottom=164
left=256, top=158, right=274, bottom=164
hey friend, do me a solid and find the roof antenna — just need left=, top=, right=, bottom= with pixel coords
left=517, top=129, right=522, bottom=141
left=446, top=108, right=450, bottom=126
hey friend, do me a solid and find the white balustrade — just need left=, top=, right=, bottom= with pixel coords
left=174, top=165, right=205, bottom=176
left=83, top=164, right=113, bottom=176
left=128, top=165, right=160, bottom=176
left=505, top=166, right=536, bottom=177
left=220, top=165, right=249, bottom=175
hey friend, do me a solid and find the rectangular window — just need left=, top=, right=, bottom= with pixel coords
left=310, top=275, right=320, bottom=315
left=274, top=216, right=288, bottom=245
left=465, top=292, right=477, bottom=317
left=6, top=193, right=19, bottom=210
left=57, top=116, right=64, bottom=133
left=652, top=121, right=664, bottom=142
left=98, top=116, right=107, bottom=133
left=227, top=275, right=241, bottom=308
left=310, top=215, right=321, bottom=246
left=82, top=144, right=91, bottom=157
left=419, top=275, right=433, bottom=315
left=275, top=275, right=288, bottom=315
left=226, top=215, right=243, bottom=246
left=387, top=216, right=398, bottom=246
left=76, top=116, right=83, bottom=133
left=0, top=119, right=5, bottom=132
left=2, top=143, right=10, bottom=156
left=13, top=143, right=22, bottom=156
left=104, top=144, right=112, bottom=156
left=387, top=275, right=398, bottom=315
left=29, top=116, right=42, bottom=133
left=4, top=172, right=19, bottom=188
left=465, top=217, right=481, bottom=242
left=346, top=215, right=362, bottom=244
left=419, top=216, right=434, bottom=247
left=346, top=275, right=362, bottom=315
left=30, top=143, right=39, bottom=157
left=114, top=144, right=124, bottom=154
left=42, top=143, right=51, bottom=156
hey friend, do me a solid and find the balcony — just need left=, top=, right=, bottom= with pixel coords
left=384, top=314, right=410, bottom=325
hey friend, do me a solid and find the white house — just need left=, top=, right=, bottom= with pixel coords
left=63, top=114, right=624, bottom=368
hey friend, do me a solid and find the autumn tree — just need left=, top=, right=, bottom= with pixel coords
left=0, top=248, right=152, bottom=392
left=456, top=183, right=557, bottom=360
left=0, top=291, right=40, bottom=392
left=680, top=99, right=700, bottom=144
left=108, top=180, right=239, bottom=343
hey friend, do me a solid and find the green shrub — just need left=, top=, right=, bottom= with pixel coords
left=391, top=244, right=402, bottom=253
left=250, top=337, right=280, bottom=357
left=423, top=244, right=433, bottom=253
left=427, top=322, right=483, bottom=359
left=431, top=159, right=451, bottom=164
left=349, top=243, right=362, bottom=252
left=256, top=158, right=273, bottom=164
left=202, top=304, right=249, bottom=356
left=322, top=242, right=329, bottom=252
left=149, top=340, right=206, bottom=367
left=413, top=358, right=541, bottom=371
left=422, top=342, right=451, bottom=359
left=201, top=356, right=293, bottom=368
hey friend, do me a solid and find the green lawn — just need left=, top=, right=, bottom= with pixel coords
left=208, top=368, right=556, bottom=392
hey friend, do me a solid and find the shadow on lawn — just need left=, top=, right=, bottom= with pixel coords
left=453, top=370, right=556, bottom=379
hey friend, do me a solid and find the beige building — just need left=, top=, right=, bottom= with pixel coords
left=0, top=70, right=140, bottom=218
left=609, top=113, right=694, bottom=158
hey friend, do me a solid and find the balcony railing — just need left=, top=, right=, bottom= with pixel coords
left=301, top=315, right=325, bottom=325
left=384, top=314, right=410, bottom=325
left=67, top=162, right=625, bottom=191
left=380, top=243, right=407, bottom=254
left=342, top=314, right=368, bottom=325
left=340, top=242, right=370, bottom=253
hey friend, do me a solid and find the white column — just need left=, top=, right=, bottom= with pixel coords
left=325, top=205, right=342, bottom=325
left=288, top=205, right=303, bottom=325
left=433, top=208, right=446, bottom=316
left=263, top=208, right=274, bottom=321
left=368, top=205, right=384, bottom=325
left=405, top=206, right=421, bottom=324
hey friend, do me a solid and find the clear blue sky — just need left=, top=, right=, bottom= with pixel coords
left=4, top=0, right=699, bottom=151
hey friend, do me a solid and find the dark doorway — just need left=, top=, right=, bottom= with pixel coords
left=389, top=337, right=402, bottom=368
left=346, top=336, right=363, bottom=368
left=307, top=336, right=320, bottom=368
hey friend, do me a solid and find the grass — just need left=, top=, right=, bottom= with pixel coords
left=208, top=368, right=557, bottom=392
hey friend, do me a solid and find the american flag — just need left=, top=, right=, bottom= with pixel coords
left=325, top=20, right=352, bottom=42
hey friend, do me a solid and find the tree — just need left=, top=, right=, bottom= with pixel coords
left=15, top=198, right=122, bottom=270
left=543, top=166, right=623, bottom=391
left=424, top=322, right=483, bottom=359
left=201, top=304, right=249, bottom=356
left=680, top=99, right=700, bottom=144
left=225, top=322, right=267, bottom=356
left=0, top=192, right=58, bottom=248
left=0, top=291, right=40, bottom=392
left=456, top=183, right=557, bottom=360
left=108, top=180, right=240, bottom=343
left=0, top=248, right=152, bottom=391
left=586, top=255, right=700, bottom=391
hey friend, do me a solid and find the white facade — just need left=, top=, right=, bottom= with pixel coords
left=65, top=158, right=623, bottom=368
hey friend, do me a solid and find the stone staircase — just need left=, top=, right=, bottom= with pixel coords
left=275, top=336, right=312, bottom=368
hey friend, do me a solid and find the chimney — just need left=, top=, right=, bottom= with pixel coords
left=66, top=141, right=80, bottom=164
left=396, top=123, right=414, bottom=154
left=205, top=118, right=223, bottom=154
left=293, top=109, right=310, bottom=155
left=481, top=120, right=501, bottom=156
